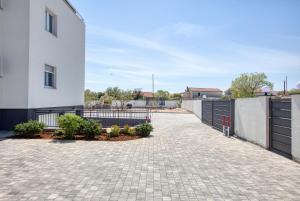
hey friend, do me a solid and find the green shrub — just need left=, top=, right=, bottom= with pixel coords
left=57, top=114, right=83, bottom=139
left=14, top=121, right=45, bottom=137
left=81, top=119, right=102, bottom=140
left=110, top=125, right=120, bottom=137
left=123, top=124, right=136, bottom=136
left=54, top=129, right=65, bottom=137
left=289, top=89, right=300, bottom=95
left=136, top=123, right=153, bottom=137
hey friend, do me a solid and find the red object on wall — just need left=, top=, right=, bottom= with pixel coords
left=227, top=116, right=231, bottom=127
left=222, top=116, right=226, bottom=126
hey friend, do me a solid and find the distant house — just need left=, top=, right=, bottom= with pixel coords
left=0, top=0, right=85, bottom=130
left=255, top=89, right=279, bottom=97
left=141, top=92, right=155, bottom=106
left=141, top=92, right=154, bottom=100
left=183, top=87, right=223, bottom=99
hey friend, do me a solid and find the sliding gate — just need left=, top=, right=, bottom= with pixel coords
left=202, top=100, right=235, bottom=135
left=269, top=98, right=292, bottom=158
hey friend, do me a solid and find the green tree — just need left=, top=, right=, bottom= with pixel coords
left=104, top=87, right=134, bottom=108
left=84, top=89, right=105, bottom=105
left=170, top=93, right=182, bottom=99
left=100, top=94, right=113, bottom=105
left=133, top=88, right=143, bottom=100
left=85, top=89, right=98, bottom=103
left=230, top=73, right=273, bottom=98
left=105, top=87, right=122, bottom=99
left=289, top=89, right=300, bottom=95
left=119, top=90, right=134, bottom=108
left=155, top=90, right=170, bottom=100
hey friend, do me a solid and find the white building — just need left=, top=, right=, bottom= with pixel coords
left=0, top=0, right=85, bottom=130
left=182, top=87, right=223, bottom=99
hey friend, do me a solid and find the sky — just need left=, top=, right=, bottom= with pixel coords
left=70, top=0, right=300, bottom=93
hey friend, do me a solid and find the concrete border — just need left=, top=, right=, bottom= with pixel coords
left=292, top=94, right=300, bottom=162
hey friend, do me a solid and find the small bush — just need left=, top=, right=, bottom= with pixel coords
left=123, top=124, right=136, bottom=136
left=289, top=89, right=300, bottom=95
left=136, top=123, right=153, bottom=137
left=54, top=129, right=65, bottom=137
left=14, top=121, right=45, bottom=137
left=81, top=119, right=102, bottom=140
left=57, top=114, right=83, bottom=139
left=110, top=125, right=120, bottom=137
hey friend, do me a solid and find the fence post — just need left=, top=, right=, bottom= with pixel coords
left=201, top=100, right=204, bottom=123
left=267, top=97, right=272, bottom=150
left=211, top=101, right=214, bottom=126
left=230, top=99, right=235, bottom=136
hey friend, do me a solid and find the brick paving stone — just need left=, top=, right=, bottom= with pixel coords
left=0, top=113, right=300, bottom=200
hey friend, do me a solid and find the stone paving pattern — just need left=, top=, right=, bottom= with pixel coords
left=0, top=113, right=300, bottom=201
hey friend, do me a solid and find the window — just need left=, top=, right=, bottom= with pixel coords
left=44, top=65, right=56, bottom=88
left=0, top=0, right=4, bottom=10
left=45, top=9, right=57, bottom=36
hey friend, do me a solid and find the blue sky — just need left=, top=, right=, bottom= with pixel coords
left=70, top=0, right=300, bottom=93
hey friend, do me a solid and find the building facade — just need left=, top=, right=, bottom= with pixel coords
left=0, top=0, right=85, bottom=130
left=182, top=87, right=223, bottom=99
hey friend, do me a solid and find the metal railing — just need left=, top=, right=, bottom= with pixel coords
left=34, top=109, right=151, bottom=128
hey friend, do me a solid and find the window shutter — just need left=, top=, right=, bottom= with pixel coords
left=0, top=0, right=3, bottom=10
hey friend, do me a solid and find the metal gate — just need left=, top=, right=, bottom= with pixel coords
left=269, top=98, right=292, bottom=158
left=202, top=101, right=213, bottom=125
left=202, top=100, right=235, bottom=135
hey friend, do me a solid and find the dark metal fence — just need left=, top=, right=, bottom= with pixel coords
left=202, top=100, right=235, bottom=135
left=269, top=98, right=292, bottom=158
left=34, top=109, right=151, bottom=128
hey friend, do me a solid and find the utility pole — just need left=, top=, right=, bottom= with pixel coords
left=284, top=80, right=286, bottom=95
left=286, top=76, right=288, bottom=93
left=152, top=74, right=155, bottom=97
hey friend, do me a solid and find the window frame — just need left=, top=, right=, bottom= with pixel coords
left=44, top=64, right=57, bottom=89
left=45, top=8, right=57, bottom=37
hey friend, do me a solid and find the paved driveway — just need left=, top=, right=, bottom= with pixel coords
left=0, top=113, right=300, bottom=201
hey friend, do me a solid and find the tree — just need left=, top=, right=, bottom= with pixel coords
left=155, top=90, right=170, bottom=100
left=119, top=90, right=134, bottom=108
left=230, top=73, right=273, bottom=98
left=100, top=94, right=113, bottom=105
left=84, top=89, right=99, bottom=103
left=133, top=88, right=143, bottom=100
left=170, top=93, right=182, bottom=100
left=105, top=87, right=134, bottom=108
left=289, top=89, right=300, bottom=95
left=84, top=89, right=105, bottom=105
left=105, top=87, right=122, bottom=99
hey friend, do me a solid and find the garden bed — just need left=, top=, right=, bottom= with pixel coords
left=9, top=131, right=142, bottom=141
left=11, top=114, right=153, bottom=142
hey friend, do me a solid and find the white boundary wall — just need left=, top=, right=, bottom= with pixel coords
left=292, top=95, right=300, bottom=162
left=112, top=100, right=179, bottom=108
left=234, top=97, right=269, bottom=148
left=181, top=100, right=202, bottom=119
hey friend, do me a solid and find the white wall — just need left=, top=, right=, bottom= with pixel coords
left=0, top=0, right=85, bottom=109
left=292, top=95, right=300, bottom=162
left=192, top=91, right=222, bottom=98
left=165, top=100, right=179, bottom=108
left=181, top=100, right=202, bottom=119
left=234, top=97, right=269, bottom=148
left=112, top=100, right=146, bottom=108
left=28, top=0, right=85, bottom=108
left=181, top=100, right=193, bottom=112
left=112, top=100, right=179, bottom=108
left=0, top=0, right=30, bottom=108
left=192, top=100, right=202, bottom=119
